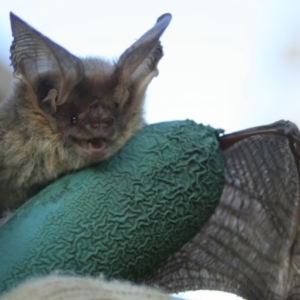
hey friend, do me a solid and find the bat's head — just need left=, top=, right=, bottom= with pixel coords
left=9, top=13, right=171, bottom=159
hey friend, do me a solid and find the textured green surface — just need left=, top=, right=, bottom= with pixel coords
left=0, top=120, right=224, bottom=295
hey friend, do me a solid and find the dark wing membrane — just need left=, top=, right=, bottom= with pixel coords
left=144, top=127, right=300, bottom=300
left=288, top=229, right=300, bottom=300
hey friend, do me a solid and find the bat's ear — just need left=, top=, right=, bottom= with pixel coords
left=115, top=13, right=171, bottom=110
left=9, top=12, right=83, bottom=114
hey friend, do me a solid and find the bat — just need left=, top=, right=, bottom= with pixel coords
left=3, top=12, right=299, bottom=300
left=143, top=120, right=300, bottom=300
left=0, top=13, right=171, bottom=218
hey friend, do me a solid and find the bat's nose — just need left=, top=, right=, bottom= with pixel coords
left=89, top=117, right=114, bottom=130
left=87, top=102, right=115, bottom=132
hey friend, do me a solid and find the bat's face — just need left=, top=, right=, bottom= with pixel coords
left=54, top=83, right=118, bottom=158
left=52, top=63, right=131, bottom=158
left=9, top=13, right=172, bottom=160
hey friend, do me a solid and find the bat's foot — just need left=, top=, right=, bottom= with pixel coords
left=0, top=210, right=11, bottom=226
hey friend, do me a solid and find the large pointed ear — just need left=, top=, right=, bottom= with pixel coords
left=114, top=14, right=171, bottom=110
left=117, top=13, right=171, bottom=82
left=9, top=12, right=84, bottom=113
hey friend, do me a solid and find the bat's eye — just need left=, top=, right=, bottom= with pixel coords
left=70, top=115, right=78, bottom=125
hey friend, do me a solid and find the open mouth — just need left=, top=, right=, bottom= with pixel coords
left=72, top=137, right=108, bottom=158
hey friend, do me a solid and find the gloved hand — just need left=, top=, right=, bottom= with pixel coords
left=0, top=120, right=224, bottom=296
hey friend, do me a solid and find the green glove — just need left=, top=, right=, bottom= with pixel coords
left=0, top=120, right=224, bottom=295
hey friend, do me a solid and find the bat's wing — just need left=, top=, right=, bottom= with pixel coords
left=144, top=120, right=300, bottom=300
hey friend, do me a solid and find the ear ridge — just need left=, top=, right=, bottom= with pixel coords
left=114, top=14, right=171, bottom=119
left=10, top=12, right=84, bottom=106
left=119, top=42, right=165, bottom=125
left=117, top=13, right=171, bottom=83
left=130, top=41, right=163, bottom=83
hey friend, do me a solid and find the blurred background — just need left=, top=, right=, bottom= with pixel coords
left=1, top=0, right=300, bottom=299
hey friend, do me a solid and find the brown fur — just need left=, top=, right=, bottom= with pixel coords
left=0, top=13, right=171, bottom=216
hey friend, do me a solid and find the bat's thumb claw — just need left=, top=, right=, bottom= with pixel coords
left=276, top=120, right=300, bottom=142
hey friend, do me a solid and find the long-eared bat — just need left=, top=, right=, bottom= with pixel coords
left=0, top=13, right=171, bottom=217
